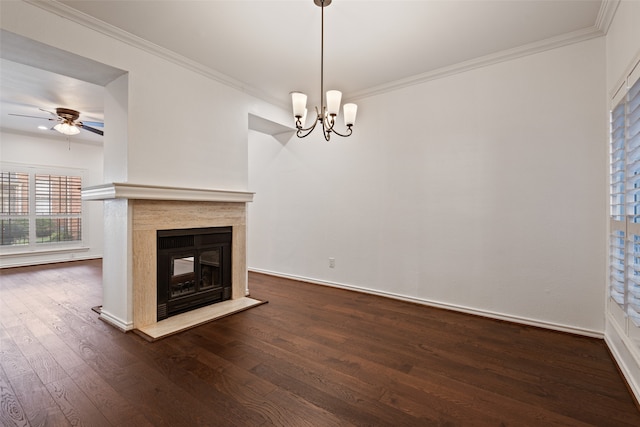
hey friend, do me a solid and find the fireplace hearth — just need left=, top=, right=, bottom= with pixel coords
left=157, top=226, right=232, bottom=320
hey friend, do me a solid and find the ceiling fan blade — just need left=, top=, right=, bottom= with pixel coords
left=39, top=108, right=58, bottom=117
left=81, top=121, right=104, bottom=127
left=81, top=124, right=104, bottom=136
left=8, top=113, right=55, bottom=120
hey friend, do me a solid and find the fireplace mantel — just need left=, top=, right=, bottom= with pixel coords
left=82, top=183, right=254, bottom=203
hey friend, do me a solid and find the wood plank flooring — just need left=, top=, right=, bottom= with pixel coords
left=1, top=259, right=639, bottom=426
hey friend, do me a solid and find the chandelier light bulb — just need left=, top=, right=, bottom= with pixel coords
left=291, top=92, right=308, bottom=118
left=326, top=90, right=342, bottom=116
left=343, top=103, right=357, bottom=126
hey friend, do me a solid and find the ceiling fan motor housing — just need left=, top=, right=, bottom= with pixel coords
left=56, top=107, right=80, bottom=122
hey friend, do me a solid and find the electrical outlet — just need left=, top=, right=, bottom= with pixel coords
left=329, top=257, right=335, bottom=268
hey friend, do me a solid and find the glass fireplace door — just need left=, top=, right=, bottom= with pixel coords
left=157, top=226, right=232, bottom=320
left=170, top=255, right=196, bottom=297
left=199, top=248, right=222, bottom=291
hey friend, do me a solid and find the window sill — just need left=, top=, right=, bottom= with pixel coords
left=0, top=246, right=90, bottom=258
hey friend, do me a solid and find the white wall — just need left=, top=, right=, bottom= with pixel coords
left=0, top=1, right=250, bottom=191
left=0, top=131, right=104, bottom=267
left=605, top=0, right=640, bottom=94
left=604, top=0, right=640, bottom=405
left=249, top=37, right=607, bottom=336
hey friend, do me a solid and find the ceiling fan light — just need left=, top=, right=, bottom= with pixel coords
left=54, top=122, right=80, bottom=136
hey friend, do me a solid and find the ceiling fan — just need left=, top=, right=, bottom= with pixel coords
left=9, top=107, right=104, bottom=136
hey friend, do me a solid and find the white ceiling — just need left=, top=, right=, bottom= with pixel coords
left=0, top=58, right=109, bottom=144
left=0, top=0, right=608, bottom=142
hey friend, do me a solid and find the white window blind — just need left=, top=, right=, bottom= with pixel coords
left=0, top=167, right=83, bottom=249
left=626, top=76, right=640, bottom=326
left=35, top=174, right=82, bottom=244
left=609, top=71, right=640, bottom=326
left=610, top=229, right=625, bottom=305
left=612, top=102, right=625, bottom=221
left=0, top=171, right=30, bottom=245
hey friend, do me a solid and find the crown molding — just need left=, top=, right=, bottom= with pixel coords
left=24, top=0, right=616, bottom=107
left=23, top=0, right=288, bottom=109
left=348, top=25, right=606, bottom=102
left=595, top=0, right=620, bottom=34
left=350, top=0, right=618, bottom=101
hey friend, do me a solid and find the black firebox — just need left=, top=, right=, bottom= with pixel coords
left=157, top=226, right=232, bottom=321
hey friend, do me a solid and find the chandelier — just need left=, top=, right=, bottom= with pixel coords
left=291, top=0, right=357, bottom=141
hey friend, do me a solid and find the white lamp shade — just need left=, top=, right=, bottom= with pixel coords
left=291, top=92, right=307, bottom=118
left=54, top=122, right=80, bottom=135
left=326, top=90, right=342, bottom=115
left=343, top=103, right=357, bottom=126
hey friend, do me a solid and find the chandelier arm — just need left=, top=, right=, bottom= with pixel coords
left=297, top=127, right=317, bottom=138
left=328, top=126, right=353, bottom=138
left=323, top=114, right=334, bottom=131
left=321, top=121, right=331, bottom=141
left=321, top=112, right=350, bottom=140
left=295, top=117, right=317, bottom=133
left=295, top=110, right=321, bottom=138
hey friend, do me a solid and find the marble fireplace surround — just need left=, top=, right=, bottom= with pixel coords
left=82, top=183, right=262, bottom=340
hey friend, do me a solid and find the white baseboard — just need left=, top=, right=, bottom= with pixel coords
left=248, top=268, right=604, bottom=339
left=605, top=314, right=640, bottom=405
left=99, top=309, right=134, bottom=332
left=0, top=253, right=101, bottom=269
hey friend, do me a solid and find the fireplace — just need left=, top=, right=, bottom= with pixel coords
left=157, top=226, right=232, bottom=320
left=82, top=183, right=258, bottom=337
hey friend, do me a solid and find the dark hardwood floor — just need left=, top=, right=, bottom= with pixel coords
left=1, top=260, right=639, bottom=426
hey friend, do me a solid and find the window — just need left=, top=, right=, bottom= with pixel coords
left=0, top=172, right=29, bottom=245
left=609, top=67, right=640, bottom=326
left=35, top=174, right=82, bottom=243
left=0, top=166, right=83, bottom=250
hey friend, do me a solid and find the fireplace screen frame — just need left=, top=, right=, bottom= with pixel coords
left=157, top=226, right=232, bottom=320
